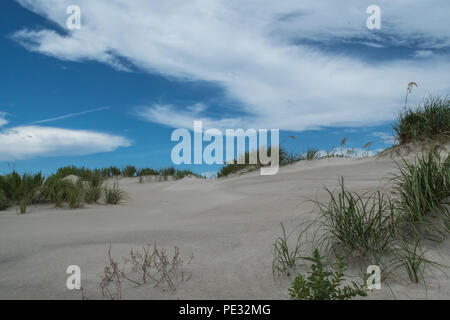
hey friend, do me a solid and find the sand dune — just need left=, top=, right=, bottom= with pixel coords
left=0, top=155, right=449, bottom=299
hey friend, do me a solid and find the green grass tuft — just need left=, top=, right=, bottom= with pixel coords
left=316, top=178, right=396, bottom=257
left=104, top=181, right=127, bottom=205
left=394, top=96, right=450, bottom=145
left=392, top=150, right=450, bottom=241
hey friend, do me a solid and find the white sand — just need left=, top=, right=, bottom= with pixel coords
left=0, top=155, right=449, bottom=300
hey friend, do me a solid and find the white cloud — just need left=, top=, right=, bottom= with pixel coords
left=12, top=0, right=450, bottom=131
left=0, top=112, right=8, bottom=127
left=186, top=103, right=207, bottom=114
left=0, top=126, right=131, bottom=161
left=414, top=50, right=434, bottom=58
left=137, top=104, right=240, bottom=130
left=371, top=131, right=396, bottom=145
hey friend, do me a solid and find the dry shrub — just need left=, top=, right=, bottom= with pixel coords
left=99, top=243, right=192, bottom=299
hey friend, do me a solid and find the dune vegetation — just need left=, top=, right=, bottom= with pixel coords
left=0, top=165, right=201, bottom=213
left=274, top=93, right=450, bottom=299
left=394, top=95, right=450, bottom=145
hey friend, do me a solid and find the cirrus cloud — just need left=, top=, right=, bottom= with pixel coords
left=11, top=0, right=450, bottom=131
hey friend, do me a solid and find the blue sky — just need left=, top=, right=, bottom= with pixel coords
left=1, top=0, right=449, bottom=176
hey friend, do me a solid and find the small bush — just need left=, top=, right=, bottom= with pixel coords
left=289, top=249, right=367, bottom=300
left=99, top=244, right=191, bottom=299
left=104, top=182, right=126, bottom=205
left=394, top=96, right=450, bottom=144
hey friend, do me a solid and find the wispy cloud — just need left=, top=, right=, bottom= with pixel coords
left=12, top=0, right=450, bottom=131
left=31, top=107, right=111, bottom=124
left=371, top=131, right=396, bottom=145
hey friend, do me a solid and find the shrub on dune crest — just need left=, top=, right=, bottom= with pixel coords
left=122, top=165, right=137, bottom=177
left=218, top=146, right=286, bottom=178
left=394, top=96, right=450, bottom=144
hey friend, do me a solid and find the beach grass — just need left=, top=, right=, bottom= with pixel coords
left=394, top=96, right=450, bottom=145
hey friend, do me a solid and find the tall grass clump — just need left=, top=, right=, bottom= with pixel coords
left=66, top=181, right=85, bottom=209
left=394, top=96, right=450, bottom=144
left=104, top=181, right=127, bottom=205
left=315, top=178, right=397, bottom=258
left=84, top=173, right=103, bottom=204
left=392, top=150, right=450, bottom=240
left=0, top=172, right=44, bottom=214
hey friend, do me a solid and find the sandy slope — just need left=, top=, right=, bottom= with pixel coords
left=0, top=155, right=449, bottom=300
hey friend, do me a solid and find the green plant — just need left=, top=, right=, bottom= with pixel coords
left=104, top=182, right=127, bottom=205
left=122, top=165, right=137, bottom=177
left=289, top=249, right=367, bottom=300
left=391, top=239, right=440, bottom=284
left=137, top=168, right=159, bottom=176
left=392, top=150, right=450, bottom=241
left=85, top=185, right=102, bottom=204
left=394, top=95, right=450, bottom=144
left=217, top=146, right=283, bottom=178
left=0, top=190, right=7, bottom=210
left=66, top=181, right=85, bottom=209
left=272, top=223, right=304, bottom=276
left=84, top=175, right=103, bottom=204
left=304, top=148, right=319, bottom=160
left=109, top=166, right=121, bottom=177
left=316, top=178, right=396, bottom=257
left=0, top=172, right=44, bottom=214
